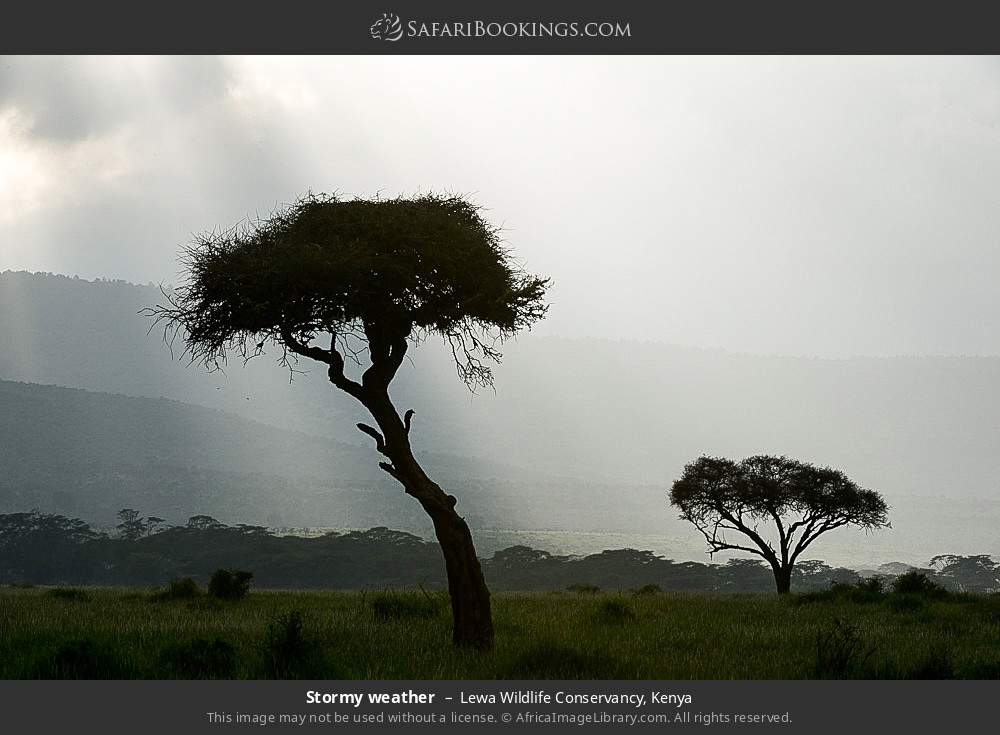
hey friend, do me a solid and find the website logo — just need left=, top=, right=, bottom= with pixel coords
left=370, top=12, right=404, bottom=42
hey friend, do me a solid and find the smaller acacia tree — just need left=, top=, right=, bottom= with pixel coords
left=669, top=455, right=889, bottom=594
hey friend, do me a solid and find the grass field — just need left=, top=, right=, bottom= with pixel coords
left=2, top=586, right=999, bottom=679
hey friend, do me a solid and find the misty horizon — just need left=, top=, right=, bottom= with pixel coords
left=3, top=270, right=1000, bottom=569
left=9, top=266, right=1000, bottom=362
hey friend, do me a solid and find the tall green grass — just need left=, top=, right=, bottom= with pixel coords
left=1, top=587, right=999, bottom=679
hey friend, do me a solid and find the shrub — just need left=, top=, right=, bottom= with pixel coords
left=370, top=591, right=442, bottom=621
left=46, top=588, right=90, bottom=602
left=43, top=638, right=121, bottom=679
left=813, top=619, right=876, bottom=679
left=566, top=583, right=601, bottom=594
left=159, top=637, right=236, bottom=679
left=855, top=577, right=884, bottom=594
left=208, top=569, right=253, bottom=600
left=892, top=571, right=947, bottom=597
left=152, top=577, right=201, bottom=601
left=592, top=598, right=635, bottom=624
left=261, top=611, right=320, bottom=679
left=208, top=569, right=253, bottom=601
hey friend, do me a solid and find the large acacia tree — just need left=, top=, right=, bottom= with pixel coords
left=670, top=455, right=889, bottom=594
left=150, top=193, right=549, bottom=649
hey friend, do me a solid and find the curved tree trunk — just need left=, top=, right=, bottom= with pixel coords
left=365, top=390, right=494, bottom=650
left=409, top=473, right=494, bottom=650
left=284, top=328, right=495, bottom=649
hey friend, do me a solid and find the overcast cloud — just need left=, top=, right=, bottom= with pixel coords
left=2, top=55, right=999, bottom=357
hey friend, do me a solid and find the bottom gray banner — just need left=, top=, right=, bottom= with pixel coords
left=0, top=680, right=988, bottom=732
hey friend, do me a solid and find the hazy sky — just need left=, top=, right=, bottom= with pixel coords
left=2, top=55, right=999, bottom=357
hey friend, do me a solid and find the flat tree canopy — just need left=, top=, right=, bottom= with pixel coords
left=670, top=455, right=889, bottom=593
left=157, top=192, right=549, bottom=388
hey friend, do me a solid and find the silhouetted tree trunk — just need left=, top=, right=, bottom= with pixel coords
left=359, top=384, right=494, bottom=650
left=401, top=467, right=493, bottom=650
left=773, top=564, right=792, bottom=595
left=278, top=328, right=495, bottom=649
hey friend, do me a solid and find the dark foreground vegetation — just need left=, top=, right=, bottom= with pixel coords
left=3, top=511, right=999, bottom=679
left=2, top=583, right=1000, bottom=679
left=3, top=511, right=999, bottom=593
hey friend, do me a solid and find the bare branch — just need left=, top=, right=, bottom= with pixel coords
left=356, top=423, right=388, bottom=455
left=377, top=461, right=401, bottom=481
left=280, top=327, right=366, bottom=400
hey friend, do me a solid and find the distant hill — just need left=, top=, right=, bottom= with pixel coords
left=3, top=270, right=1000, bottom=565
left=0, top=379, right=665, bottom=536
left=5, top=270, right=1000, bottom=498
left=0, top=378, right=386, bottom=526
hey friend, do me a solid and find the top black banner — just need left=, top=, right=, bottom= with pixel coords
left=4, top=0, right=1000, bottom=54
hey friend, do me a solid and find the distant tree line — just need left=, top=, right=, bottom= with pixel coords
left=2, top=510, right=997, bottom=593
